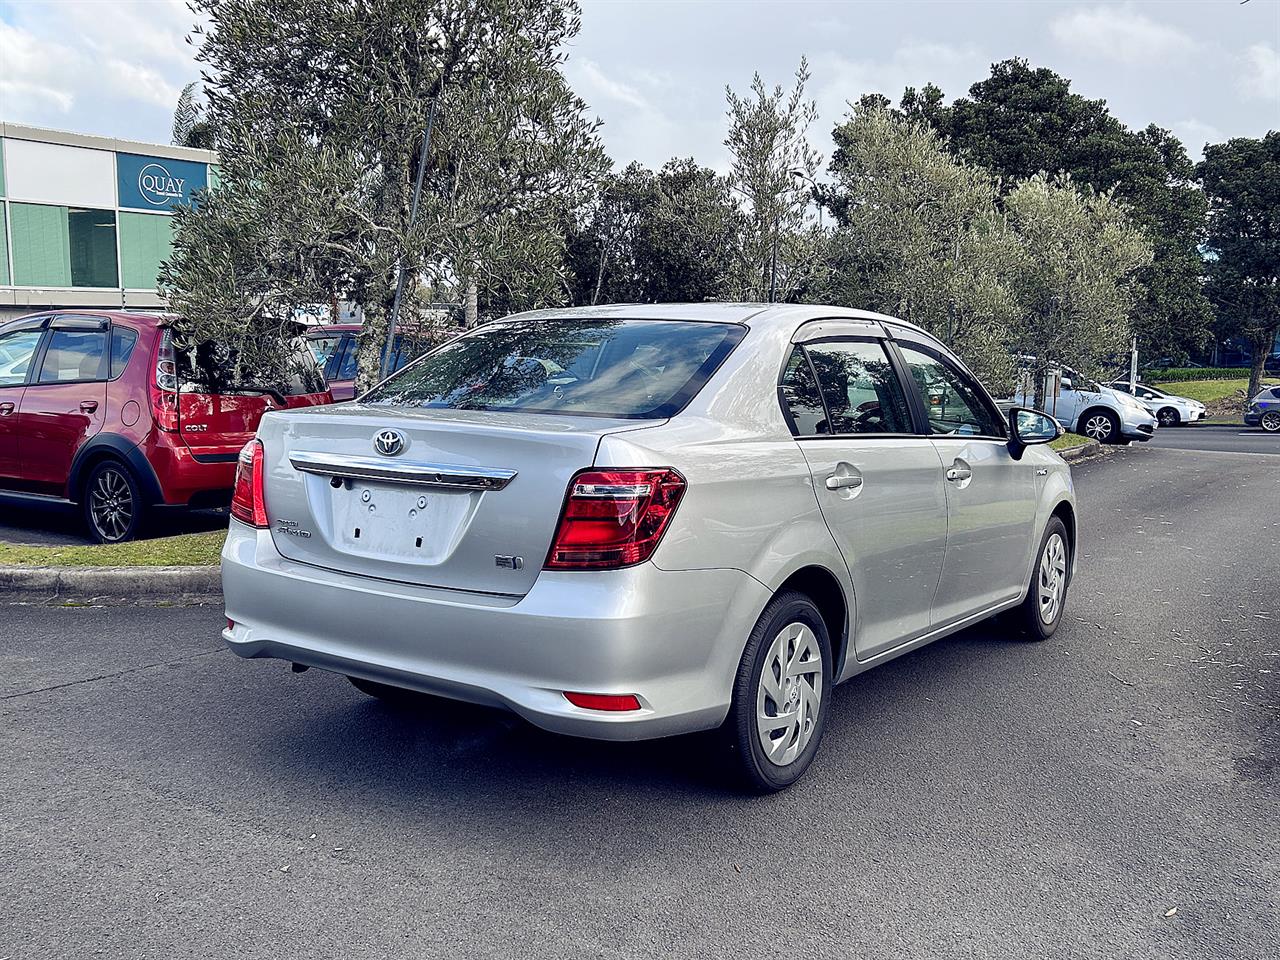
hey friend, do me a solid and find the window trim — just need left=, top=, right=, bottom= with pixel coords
left=779, top=335, right=924, bottom=440
left=889, top=338, right=1009, bottom=441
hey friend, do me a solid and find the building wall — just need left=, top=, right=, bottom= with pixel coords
left=0, top=124, right=217, bottom=321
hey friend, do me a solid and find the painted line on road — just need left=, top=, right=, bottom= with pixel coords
left=1144, top=445, right=1280, bottom=460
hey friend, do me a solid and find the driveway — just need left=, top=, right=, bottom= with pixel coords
left=2, top=446, right=1277, bottom=959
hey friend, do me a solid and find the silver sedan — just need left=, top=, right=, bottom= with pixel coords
left=221, top=304, right=1077, bottom=790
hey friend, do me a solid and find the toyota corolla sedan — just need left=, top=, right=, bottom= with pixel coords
left=221, top=304, right=1077, bottom=790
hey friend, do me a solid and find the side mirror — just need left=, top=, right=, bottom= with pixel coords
left=1007, top=407, right=1061, bottom=460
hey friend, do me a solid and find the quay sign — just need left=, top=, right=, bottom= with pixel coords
left=117, top=153, right=208, bottom=211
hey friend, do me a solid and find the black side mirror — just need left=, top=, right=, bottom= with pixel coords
left=1007, top=407, right=1061, bottom=460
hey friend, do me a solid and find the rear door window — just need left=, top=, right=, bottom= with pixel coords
left=802, top=340, right=913, bottom=435
left=364, top=318, right=746, bottom=419
left=37, top=330, right=108, bottom=383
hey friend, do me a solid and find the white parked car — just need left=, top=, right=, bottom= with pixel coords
left=1008, top=368, right=1157, bottom=444
left=1107, top=381, right=1206, bottom=427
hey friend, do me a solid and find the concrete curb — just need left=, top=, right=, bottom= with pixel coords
left=0, top=565, right=221, bottom=603
left=1058, top=438, right=1103, bottom=462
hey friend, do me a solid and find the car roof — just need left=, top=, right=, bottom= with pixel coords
left=1, top=309, right=170, bottom=330
left=501, top=302, right=928, bottom=337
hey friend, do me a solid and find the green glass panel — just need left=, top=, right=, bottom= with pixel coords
left=68, top=208, right=118, bottom=287
left=0, top=206, right=9, bottom=285
left=208, top=164, right=220, bottom=190
left=0, top=143, right=6, bottom=196
left=10, top=203, right=71, bottom=287
left=119, top=212, right=174, bottom=289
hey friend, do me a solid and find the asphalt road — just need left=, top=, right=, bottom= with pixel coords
left=1146, top=421, right=1280, bottom=456
left=0, top=498, right=227, bottom=547
left=2, top=446, right=1277, bottom=959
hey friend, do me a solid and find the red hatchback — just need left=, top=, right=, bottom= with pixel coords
left=0, top=311, right=331, bottom=542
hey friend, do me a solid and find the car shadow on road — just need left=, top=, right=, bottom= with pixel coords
left=230, top=618, right=1031, bottom=818
left=0, top=496, right=228, bottom=546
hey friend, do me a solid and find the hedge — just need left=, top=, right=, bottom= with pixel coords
left=1143, top=367, right=1254, bottom=383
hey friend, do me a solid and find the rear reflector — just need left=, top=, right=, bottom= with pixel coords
left=230, top=439, right=268, bottom=527
left=563, top=692, right=642, bottom=712
left=545, top=468, right=686, bottom=569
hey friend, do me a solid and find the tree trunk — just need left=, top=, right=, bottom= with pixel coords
left=1246, top=333, right=1269, bottom=410
left=465, top=278, right=479, bottom=327
left=355, top=300, right=389, bottom=394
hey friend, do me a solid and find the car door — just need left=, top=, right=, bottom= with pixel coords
left=781, top=326, right=948, bottom=659
left=0, top=319, right=48, bottom=488
left=16, top=316, right=109, bottom=495
left=894, top=340, right=1038, bottom=624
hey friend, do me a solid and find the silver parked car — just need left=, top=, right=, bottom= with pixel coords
left=1106, top=380, right=1206, bottom=427
left=221, top=305, right=1077, bottom=790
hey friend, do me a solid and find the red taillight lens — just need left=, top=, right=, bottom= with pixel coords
left=545, top=468, right=686, bottom=569
left=563, top=692, right=642, bottom=711
left=150, top=328, right=179, bottom=432
left=230, top=439, right=268, bottom=527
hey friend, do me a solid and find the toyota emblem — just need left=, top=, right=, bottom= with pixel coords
left=373, top=428, right=406, bottom=457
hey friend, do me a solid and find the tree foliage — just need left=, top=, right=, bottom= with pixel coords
left=171, top=81, right=215, bottom=150
left=165, top=0, right=604, bottom=390
left=1198, top=133, right=1280, bottom=402
left=566, top=159, right=742, bottom=305
left=724, top=59, right=822, bottom=302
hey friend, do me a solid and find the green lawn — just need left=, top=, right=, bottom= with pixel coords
left=1150, top=377, right=1278, bottom=405
left=0, top=531, right=225, bottom=567
left=1050, top=431, right=1091, bottom=451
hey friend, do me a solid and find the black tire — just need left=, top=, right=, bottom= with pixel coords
left=1156, top=407, right=1180, bottom=428
left=1078, top=409, right=1121, bottom=444
left=347, top=675, right=426, bottom=703
left=1016, top=517, right=1071, bottom=641
left=82, top=459, right=146, bottom=543
left=1261, top=410, right=1280, bottom=434
left=724, top=591, right=833, bottom=792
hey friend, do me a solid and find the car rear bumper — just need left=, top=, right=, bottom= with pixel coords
left=220, top=521, right=771, bottom=740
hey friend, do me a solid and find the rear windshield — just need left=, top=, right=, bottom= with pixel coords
left=362, top=318, right=746, bottom=419
left=179, top=337, right=326, bottom=397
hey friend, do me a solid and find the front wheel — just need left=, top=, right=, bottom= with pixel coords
left=1156, top=407, right=1181, bottom=427
left=724, top=591, right=832, bottom=792
left=1261, top=410, right=1280, bottom=433
left=1017, top=517, right=1071, bottom=641
left=1080, top=410, right=1121, bottom=444
left=83, top=460, right=146, bottom=543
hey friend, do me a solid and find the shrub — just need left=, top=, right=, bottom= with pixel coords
left=1144, top=367, right=1253, bottom=382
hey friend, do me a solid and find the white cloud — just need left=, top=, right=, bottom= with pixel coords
left=0, top=22, right=78, bottom=117
left=1238, top=43, right=1280, bottom=101
left=1051, top=6, right=1198, bottom=64
left=810, top=42, right=990, bottom=127
left=1169, top=119, right=1223, bottom=160
left=563, top=56, right=689, bottom=169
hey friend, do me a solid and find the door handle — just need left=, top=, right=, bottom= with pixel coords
left=0, top=402, right=13, bottom=416
left=945, top=463, right=973, bottom=483
left=825, top=474, right=863, bottom=490
left=79, top=400, right=99, bottom=413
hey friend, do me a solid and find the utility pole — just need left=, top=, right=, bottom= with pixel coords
left=1129, top=336, right=1139, bottom=392
left=382, top=98, right=438, bottom=380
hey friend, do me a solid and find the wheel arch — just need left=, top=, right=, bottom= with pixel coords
left=1049, top=499, right=1077, bottom=580
left=68, top=434, right=162, bottom=505
left=775, top=564, right=851, bottom=681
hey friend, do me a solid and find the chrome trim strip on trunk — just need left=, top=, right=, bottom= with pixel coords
left=288, top=452, right=517, bottom=490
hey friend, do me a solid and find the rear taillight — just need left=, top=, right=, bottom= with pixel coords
left=150, top=328, right=179, bottom=432
left=545, top=468, right=686, bottom=570
left=230, top=440, right=268, bottom=527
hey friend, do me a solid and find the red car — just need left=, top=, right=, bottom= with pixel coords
left=0, top=310, right=331, bottom=542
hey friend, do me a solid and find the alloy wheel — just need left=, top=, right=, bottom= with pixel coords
left=1083, top=414, right=1113, bottom=442
left=1157, top=408, right=1178, bottom=427
left=1038, top=533, right=1068, bottom=625
left=89, top=467, right=134, bottom=542
left=755, top=622, right=824, bottom=767
left=1262, top=411, right=1280, bottom=433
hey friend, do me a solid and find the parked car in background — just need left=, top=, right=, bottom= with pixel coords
left=305, top=323, right=463, bottom=401
left=0, top=311, right=331, bottom=543
left=222, top=304, right=1077, bottom=791
left=1106, top=381, right=1206, bottom=427
left=1008, top=367, right=1156, bottom=444
left=1245, top=385, right=1280, bottom=433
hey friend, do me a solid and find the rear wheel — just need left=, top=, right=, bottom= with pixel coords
left=1156, top=407, right=1180, bottom=427
left=724, top=591, right=832, bottom=792
left=83, top=460, right=145, bottom=543
left=1079, top=410, right=1121, bottom=444
left=1261, top=410, right=1280, bottom=433
left=1017, top=517, right=1071, bottom=641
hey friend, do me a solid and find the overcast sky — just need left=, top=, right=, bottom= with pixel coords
left=1, top=0, right=1276, bottom=168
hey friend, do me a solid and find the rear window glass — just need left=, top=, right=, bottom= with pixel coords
left=179, top=337, right=326, bottom=397
left=110, top=327, right=139, bottom=379
left=363, top=319, right=746, bottom=419
left=39, top=330, right=107, bottom=383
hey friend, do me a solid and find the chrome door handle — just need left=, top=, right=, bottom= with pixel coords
left=825, top=474, right=863, bottom=490
left=945, top=466, right=972, bottom=482
left=0, top=402, right=13, bottom=416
